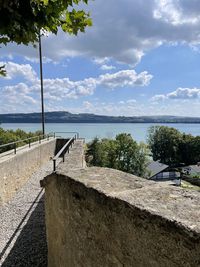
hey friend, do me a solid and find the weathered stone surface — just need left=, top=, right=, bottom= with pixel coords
left=42, top=165, right=200, bottom=267
left=0, top=139, right=56, bottom=204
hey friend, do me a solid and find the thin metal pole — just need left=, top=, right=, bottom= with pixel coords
left=53, top=159, right=56, bottom=172
left=39, top=33, right=45, bottom=135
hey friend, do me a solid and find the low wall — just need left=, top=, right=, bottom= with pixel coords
left=42, top=166, right=200, bottom=267
left=0, top=139, right=56, bottom=204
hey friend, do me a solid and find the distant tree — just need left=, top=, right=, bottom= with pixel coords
left=178, top=134, right=194, bottom=165
left=115, top=133, right=138, bottom=173
left=86, top=133, right=149, bottom=177
left=147, top=126, right=182, bottom=165
left=86, top=137, right=105, bottom=166
left=135, top=142, right=150, bottom=177
left=147, top=126, right=200, bottom=166
left=0, top=0, right=92, bottom=75
left=179, top=134, right=200, bottom=165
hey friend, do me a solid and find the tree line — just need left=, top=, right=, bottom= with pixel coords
left=86, top=126, right=200, bottom=178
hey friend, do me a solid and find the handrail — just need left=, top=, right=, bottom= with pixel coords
left=54, top=132, right=79, bottom=139
left=0, top=132, right=55, bottom=155
left=53, top=135, right=76, bottom=171
left=0, top=131, right=80, bottom=161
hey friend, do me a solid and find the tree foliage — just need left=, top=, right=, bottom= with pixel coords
left=0, top=65, right=6, bottom=76
left=0, top=127, right=43, bottom=153
left=86, top=133, right=149, bottom=177
left=147, top=126, right=182, bottom=165
left=0, top=0, right=92, bottom=74
left=0, top=0, right=92, bottom=45
left=147, top=126, right=200, bottom=166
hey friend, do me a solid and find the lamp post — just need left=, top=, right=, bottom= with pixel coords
left=39, top=33, right=45, bottom=135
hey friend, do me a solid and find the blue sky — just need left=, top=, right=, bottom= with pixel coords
left=1, top=0, right=200, bottom=116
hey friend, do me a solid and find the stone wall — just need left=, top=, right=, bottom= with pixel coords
left=0, top=139, right=56, bottom=204
left=42, top=166, right=200, bottom=267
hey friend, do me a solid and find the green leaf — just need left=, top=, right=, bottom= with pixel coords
left=0, top=65, right=6, bottom=77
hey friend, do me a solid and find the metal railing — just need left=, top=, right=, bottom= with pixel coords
left=0, top=131, right=80, bottom=169
left=53, top=135, right=76, bottom=171
left=54, top=132, right=79, bottom=139
left=0, top=133, right=55, bottom=155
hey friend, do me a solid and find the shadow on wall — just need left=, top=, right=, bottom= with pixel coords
left=1, top=195, right=47, bottom=267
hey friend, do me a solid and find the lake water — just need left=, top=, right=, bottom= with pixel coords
left=1, top=123, right=200, bottom=143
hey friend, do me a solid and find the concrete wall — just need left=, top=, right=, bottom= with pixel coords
left=42, top=166, right=200, bottom=267
left=0, top=139, right=56, bottom=204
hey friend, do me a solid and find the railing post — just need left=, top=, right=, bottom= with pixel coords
left=14, top=143, right=17, bottom=154
left=39, top=136, right=41, bottom=144
left=54, top=132, right=56, bottom=138
left=63, top=154, right=65, bottom=162
left=53, top=159, right=56, bottom=172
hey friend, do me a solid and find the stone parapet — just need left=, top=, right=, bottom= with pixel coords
left=0, top=138, right=56, bottom=204
left=42, top=165, right=200, bottom=267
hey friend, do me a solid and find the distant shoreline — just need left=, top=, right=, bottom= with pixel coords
left=1, top=122, right=200, bottom=124
left=1, top=111, right=200, bottom=124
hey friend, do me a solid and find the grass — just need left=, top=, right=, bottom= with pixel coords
left=181, top=180, right=200, bottom=191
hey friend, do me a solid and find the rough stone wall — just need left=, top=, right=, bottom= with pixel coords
left=0, top=139, right=56, bottom=204
left=42, top=167, right=200, bottom=267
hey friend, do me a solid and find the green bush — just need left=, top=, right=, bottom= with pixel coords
left=86, top=133, right=149, bottom=177
left=0, top=128, right=43, bottom=153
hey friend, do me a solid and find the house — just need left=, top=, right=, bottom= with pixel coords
left=182, top=163, right=200, bottom=176
left=147, top=161, right=180, bottom=180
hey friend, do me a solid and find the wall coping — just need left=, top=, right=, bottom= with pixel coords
left=42, top=166, right=200, bottom=237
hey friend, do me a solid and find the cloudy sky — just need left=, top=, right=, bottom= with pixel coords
left=1, top=0, right=200, bottom=116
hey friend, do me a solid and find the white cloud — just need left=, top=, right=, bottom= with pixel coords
left=69, top=97, right=200, bottom=117
left=0, top=83, right=37, bottom=113
left=75, top=100, right=148, bottom=116
left=98, top=70, right=152, bottom=89
left=151, top=87, right=200, bottom=102
left=83, top=101, right=94, bottom=109
left=126, top=99, right=137, bottom=105
left=100, top=64, right=116, bottom=71
left=36, top=69, right=152, bottom=99
left=167, top=87, right=200, bottom=99
left=24, top=56, right=55, bottom=64
left=151, top=94, right=167, bottom=102
left=0, top=61, right=37, bottom=83
left=93, top=57, right=110, bottom=65
left=0, top=63, right=152, bottom=112
left=3, top=0, right=200, bottom=65
left=154, top=0, right=200, bottom=25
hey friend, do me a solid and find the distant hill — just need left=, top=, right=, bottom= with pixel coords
left=0, top=111, right=200, bottom=123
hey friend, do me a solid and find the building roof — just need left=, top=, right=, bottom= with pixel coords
left=190, top=165, right=200, bottom=174
left=147, top=161, right=169, bottom=178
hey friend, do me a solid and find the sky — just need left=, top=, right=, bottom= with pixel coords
left=1, top=0, right=200, bottom=116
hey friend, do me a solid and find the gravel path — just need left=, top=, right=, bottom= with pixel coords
left=0, top=160, right=53, bottom=267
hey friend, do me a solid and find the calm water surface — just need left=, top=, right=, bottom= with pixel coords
left=1, top=123, right=200, bottom=143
